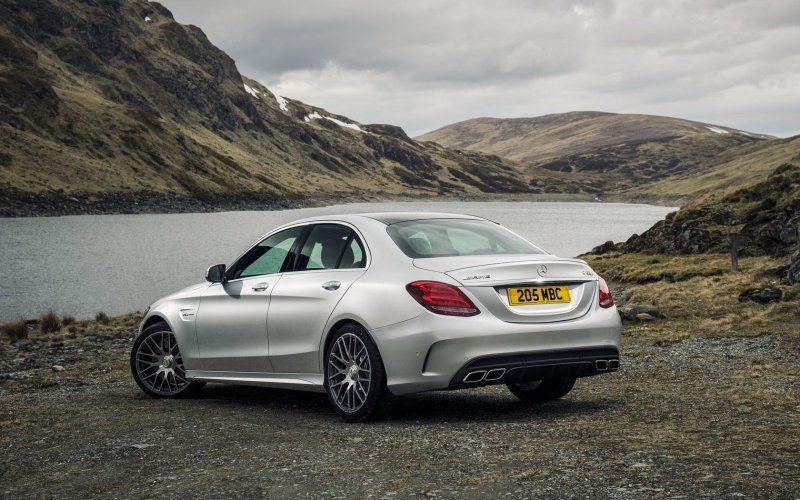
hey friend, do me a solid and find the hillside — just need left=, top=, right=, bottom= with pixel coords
left=0, top=0, right=591, bottom=215
left=591, top=163, right=800, bottom=257
left=416, top=112, right=780, bottom=197
left=628, top=134, right=800, bottom=202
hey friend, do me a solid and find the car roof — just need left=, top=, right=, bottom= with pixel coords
left=289, top=212, right=485, bottom=226
left=358, top=212, right=485, bottom=225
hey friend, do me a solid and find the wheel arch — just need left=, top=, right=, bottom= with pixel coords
left=141, top=314, right=170, bottom=334
left=319, top=316, right=376, bottom=372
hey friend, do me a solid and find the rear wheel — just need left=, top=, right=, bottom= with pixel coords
left=506, top=376, right=576, bottom=402
left=131, top=321, right=205, bottom=398
left=325, top=323, right=390, bottom=422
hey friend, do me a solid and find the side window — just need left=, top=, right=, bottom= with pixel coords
left=339, top=236, right=366, bottom=269
left=295, top=225, right=367, bottom=271
left=233, top=226, right=303, bottom=279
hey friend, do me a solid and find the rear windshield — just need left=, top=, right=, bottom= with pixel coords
left=386, top=219, right=544, bottom=258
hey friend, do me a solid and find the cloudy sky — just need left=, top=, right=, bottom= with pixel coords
left=161, top=0, right=799, bottom=137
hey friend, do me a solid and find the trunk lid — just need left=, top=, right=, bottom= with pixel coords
left=414, top=255, right=597, bottom=323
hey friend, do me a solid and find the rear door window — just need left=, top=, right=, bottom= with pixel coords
left=295, top=224, right=367, bottom=271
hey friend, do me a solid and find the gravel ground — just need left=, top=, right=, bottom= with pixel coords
left=1, top=329, right=799, bottom=499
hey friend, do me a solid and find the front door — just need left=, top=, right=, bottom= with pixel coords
left=194, top=225, right=304, bottom=373
left=267, top=224, right=368, bottom=374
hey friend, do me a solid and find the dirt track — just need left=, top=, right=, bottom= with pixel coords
left=1, top=329, right=799, bottom=499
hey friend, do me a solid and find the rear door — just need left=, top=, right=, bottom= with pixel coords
left=267, top=223, right=368, bottom=374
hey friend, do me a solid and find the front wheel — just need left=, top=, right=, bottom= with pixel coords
left=325, top=324, right=391, bottom=422
left=506, top=377, right=576, bottom=402
left=130, top=321, right=205, bottom=398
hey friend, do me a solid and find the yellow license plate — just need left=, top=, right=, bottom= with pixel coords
left=507, top=285, right=571, bottom=305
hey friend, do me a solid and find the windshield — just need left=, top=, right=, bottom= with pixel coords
left=386, top=219, right=544, bottom=258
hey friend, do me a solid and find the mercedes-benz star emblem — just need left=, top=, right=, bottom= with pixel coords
left=537, top=264, right=548, bottom=277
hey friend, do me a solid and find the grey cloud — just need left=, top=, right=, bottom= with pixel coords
left=160, top=0, right=799, bottom=137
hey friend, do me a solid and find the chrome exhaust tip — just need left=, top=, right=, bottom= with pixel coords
left=463, top=370, right=487, bottom=383
left=595, top=360, right=608, bottom=371
left=608, top=359, right=619, bottom=370
left=484, top=368, right=506, bottom=382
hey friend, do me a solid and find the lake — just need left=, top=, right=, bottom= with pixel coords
left=0, top=201, right=675, bottom=320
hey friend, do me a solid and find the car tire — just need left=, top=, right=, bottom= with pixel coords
left=506, top=376, right=576, bottom=402
left=324, top=323, right=391, bottom=422
left=130, top=321, right=205, bottom=398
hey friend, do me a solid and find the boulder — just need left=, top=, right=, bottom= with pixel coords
left=620, top=304, right=665, bottom=321
left=590, top=240, right=617, bottom=255
left=738, top=287, right=783, bottom=304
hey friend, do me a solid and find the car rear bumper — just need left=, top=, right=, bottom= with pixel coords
left=370, top=304, right=621, bottom=395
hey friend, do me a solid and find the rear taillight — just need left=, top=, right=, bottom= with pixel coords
left=598, top=277, right=614, bottom=308
left=406, top=281, right=480, bottom=317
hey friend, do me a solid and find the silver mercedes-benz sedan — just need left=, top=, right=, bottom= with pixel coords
left=131, top=212, right=621, bottom=421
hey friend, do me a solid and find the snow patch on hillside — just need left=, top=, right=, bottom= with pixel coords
left=305, top=112, right=364, bottom=132
left=144, top=16, right=152, bottom=22
left=706, top=126, right=729, bottom=134
left=272, top=92, right=289, bottom=112
left=243, top=84, right=260, bottom=98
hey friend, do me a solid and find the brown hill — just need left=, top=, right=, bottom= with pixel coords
left=416, top=112, right=779, bottom=197
left=416, top=112, right=768, bottom=164
left=0, top=0, right=590, bottom=215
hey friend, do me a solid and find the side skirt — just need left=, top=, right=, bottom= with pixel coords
left=186, top=370, right=326, bottom=393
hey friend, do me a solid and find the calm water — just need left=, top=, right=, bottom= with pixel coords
left=0, top=201, right=675, bottom=320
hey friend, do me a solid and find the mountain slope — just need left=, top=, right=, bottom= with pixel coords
left=0, top=0, right=589, bottom=215
left=628, top=134, right=800, bottom=202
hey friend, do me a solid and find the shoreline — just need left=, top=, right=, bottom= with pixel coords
left=0, top=190, right=671, bottom=218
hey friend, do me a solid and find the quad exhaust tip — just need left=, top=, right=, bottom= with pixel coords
left=595, top=359, right=620, bottom=371
left=463, top=370, right=487, bottom=383
left=463, top=368, right=506, bottom=384
left=484, top=368, right=506, bottom=382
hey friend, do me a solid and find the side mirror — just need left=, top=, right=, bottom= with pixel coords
left=206, top=264, right=226, bottom=283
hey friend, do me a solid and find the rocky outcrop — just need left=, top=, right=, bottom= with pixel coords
left=619, top=164, right=800, bottom=257
left=738, top=287, right=783, bottom=304
left=780, top=250, right=800, bottom=285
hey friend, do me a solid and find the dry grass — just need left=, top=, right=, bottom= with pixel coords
left=1, top=318, right=28, bottom=340
left=39, top=310, right=62, bottom=334
left=103, top=312, right=142, bottom=329
left=583, top=252, right=799, bottom=340
left=584, top=252, right=777, bottom=283
left=94, top=312, right=110, bottom=325
left=61, top=315, right=75, bottom=326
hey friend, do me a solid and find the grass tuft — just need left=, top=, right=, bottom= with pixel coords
left=62, top=315, right=76, bottom=326
left=1, top=318, right=28, bottom=340
left=95, top=311, right=110, bottom=325
left=39, top=310, right=61, bottom=334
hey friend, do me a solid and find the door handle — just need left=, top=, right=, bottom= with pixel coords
left=251, top=282, right=269, bottom=292
left=321, top=280, right=341, bottom=291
